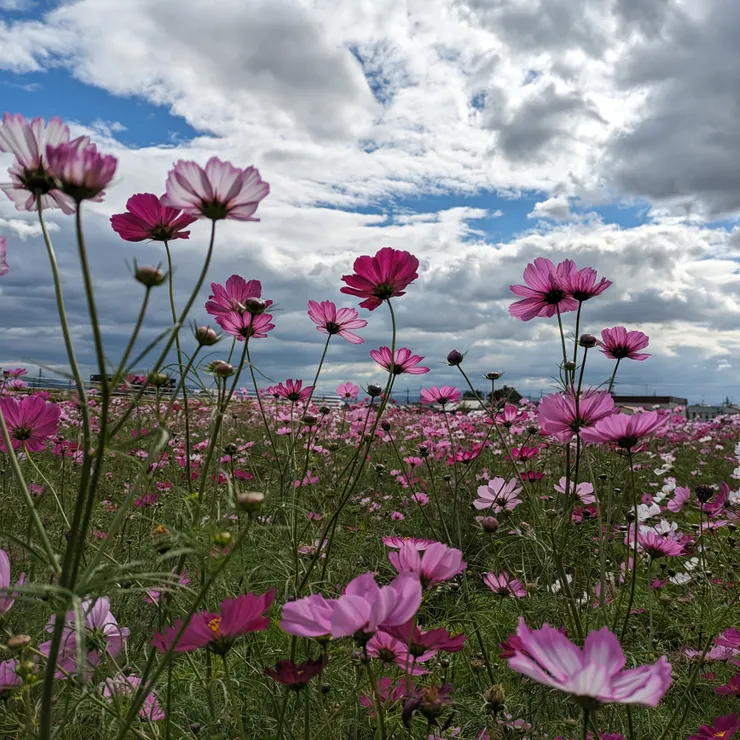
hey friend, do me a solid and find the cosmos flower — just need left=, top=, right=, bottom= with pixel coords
left=474, top=477, right=523, bottom=513
left=110, top=193, right=197, bottom=242
left=307, top=300, right=367, bottom=344
left=420, top=386, right=462, bottom=407
left=388, top=541, right=466, bottom=587
left=598, top=327, right=651, bottom=362
left=560, top=261, right=612, bottom=302
left=509, top=257, right=578, bottom=321
left=265, top=655, right=328, bottom=689
left=275, top=379, right=313, bottom=403
left=539, top=389, right=615, bottom=443
left=215, top=311, right=275, bottom=341
left=45, top=137, right=117, bottom=203
left=484, top=571, right=528, bottom=598
left=580, top=412, right=667, bottom=450
left=370, top=347, right=430, bottom=375
left=341, top=247, right=419, bottom=310
left=0, top=395, right=61, bottom=452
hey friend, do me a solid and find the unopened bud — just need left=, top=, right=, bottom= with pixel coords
left=135, top=265, right=167, bottom=288
left=212, top=531, right=232, bottom=547
left=446, top=349, right=464, bottom=366
left=223, top=442, right=238, bottom=455
left=7, top=635, right=31, bottom=652
left=482, top=684, right=506, bottom=713
left=563, top=361, right=576, bottom=372
left=236, top=491, right=265, bottom=513
left=485, top=372, right=502, bottom=380
left=419, top=445, right=429, bottom=458
left=695, top=485, right=714, bottom=503
left=213, top=361, right=235, bottom=378
left=480, top=516, right=499, bottom=534
left=194, top=326, right=220, bottom=346
left=381, top=420, right=391, bottom=432
left=302, top=415, right=318, bottom=426
left=319, top=406, right=330, bottom=415
left=243, top=297, right=267, bottom=315
left=579, top=334, right=597, bottom=348
left=469, top=658, right=486, bottom=673
left=148, top=372, right=172, bottom=388
left=367, top=384, right=382, bottom=398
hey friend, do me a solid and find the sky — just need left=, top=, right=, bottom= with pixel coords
left=1, top=0, right=740, bottom=403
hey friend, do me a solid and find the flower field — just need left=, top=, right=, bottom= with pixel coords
left=0, top=112, right=738, bottom=739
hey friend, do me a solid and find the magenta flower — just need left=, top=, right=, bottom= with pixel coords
left=560, top=260, right=612, bottom=302
left=330, top=572, right=422, bottom=638
left=0, top=113, right=75, bottom=213
left=667, top=486, right=691, bottom=513
left=307, top=300, right=367, bottom=344
left=381, top=536, right=436, bottom=550
left=636, top=530, right=684, bottom=558
left=580, top=411, right=667, bottom=450
left=506, top=618, right=672, bottom=707
left=370, top=346, right=430, bottom=375
left=474, top=477, right=523, bottom=512
left=715, top=628, right=740, bottom=649
left=0, top=549, right=24, bottom=614
left=46, top=137, right=117, bottom=203
left=388, top=541, right=466, bottom=587
left=382, top=620, right=465, bottom=655
left=206, top=275, right=272, bottom=317
left=265, top=655, right=328, bottom=688
left=538, top=389, right=615, bottom=443
left=151, top=591, right=274, bottom=654
left=110, top=193, right=197, bottom=242
left=420, top=386, right=462, bottom=407
left=341, top=247, right=419, bottom=310
left=554, top=478, right=596, bottom=505
left=367, top=631, right=430, bottom=675
left=598, top=326, right=651, bottom=361
left=281, top=594, right=335, bottom=638
left=215, top=311, right=275, bottom=341
left=102, top=674, right=165, bottom=721
left=337, top=382, right=360, bottom=400
left=275, top=379, right=313, bottom=403
left=509, top=258, right=578, bottom=321
left=689, top=714, right=740, bottom=740
left=484, top=571, right=528, bottom=598
left=716, top=675, right=740, bottom=697
left=0, top=395, right=61, bottom=452
left=0, top=237, right=8, bottom=277
left=0, top=660, right=20, bottom=691
left=495, top=404, right=522, bottom=427
left=162, top=157, right=269, bottom=221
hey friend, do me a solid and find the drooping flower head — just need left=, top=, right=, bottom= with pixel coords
left=560, top=260, right=612, bottom=302
left=370, top=347, right=430, bottom=375
left=151, top=591, right=274, bottom=654
left=506, top=618, right=672, bottom=707
left=275, top=379, right=313, bottom=403
left=599, top=326, right=651, bottom=361
left=580, top=411, right=667, bottom=450
left=110, top=193, right=197, bottom=242
left=0, top=395, right=61, bottom=452
left=206, top=275, right=272, bottom=317
left=420, top=386, right=462, bottom=407
left=307, top=300, right=367, bottom=344
left=337, top=382, right=360, bottom=400
left=538, top=389, right=615, bottom=443
left=215, top=311, right=275, bottom=341
left=45, top=137, right=117, bottom=203
left=0, top=237, right=8, bottom=277
left=163, top=157, right=269, bottom=221
left=509, top=258, right=579, bottom=321
left=0, top=113, right=75, bottom=213
left=341, top=247, right=419, bottom=310
left=388, top=541, right=466, bottom=587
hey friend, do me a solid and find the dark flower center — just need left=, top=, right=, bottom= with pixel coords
left=21, top=167, right=57, bottom=196
left=199, top=200, right=230, bottom=221
left=608, top=345, right=631, bottom=358
left=286, top=392, right=302, bottom=402
left=372, top=282, right=396, bottom=300
left=543, top=288, right=566, bottom=305
left=150, top=224, right=174, bottom=241
left=324, top=321, right=341, bottom=334
left=617, top=435, right=639, bottom=450
left=378, top=648, right=398, bottom=663
left=12, top=427, right=32, bottom=441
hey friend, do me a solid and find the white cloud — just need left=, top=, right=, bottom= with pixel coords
left=0, top=217, right=59, bottom=240
left=528, top=196, right=573, bottom=221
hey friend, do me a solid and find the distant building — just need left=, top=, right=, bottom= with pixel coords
left=687, top=402, right=740, bottom=420
left=611, top=395, right=688, bottom=413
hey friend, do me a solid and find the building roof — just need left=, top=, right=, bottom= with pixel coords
left=612, top=395, right=687, bottom=405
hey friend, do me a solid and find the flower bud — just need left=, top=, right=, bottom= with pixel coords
left=470, top=658, right=486, bottom=672
left=419, top=445, right=429, bottom=458
left=446, top=349, right=464, bottom=366
left=563, top=361, right=577, bottom=372
left=485, top=372, right=502, bottom=380
left=243, top=297, right=267, bottom=315
left=381, top=420, right=391, bottom=432
left=213, top=361, right=235, bottom=378
left=223, top=442, right=238, bottom=455
left=367, top=384, right=382, bottom=397
left=695, top=485, right=714, bottom=503
left=7, top=635, right=31, bottom=652
left=482, top=684, right=506, bottom=713
left=302, top=415, right=318, bottom=426
left=480, top=516, right=499, bottom=534
left=194, top=326, right=220, bottom=346
left=135, top=265, right=167, bottom=288
left=579, top=334, right=597, bottom=348
left=319, top=406, right=330, bottom=415
left=212, top=531, right=232, bottom=547
left=148, top=372, right=172, bottom=388
left=236, top=491, right=265, bottom=514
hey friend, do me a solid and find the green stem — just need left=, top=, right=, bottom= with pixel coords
left=222, top=653, right=246, bottom=740
left=620, top=454, right=640, bottom=640
left=607, top=358, right=622, bottom=394
left=116, top=287, right=151, bottom=379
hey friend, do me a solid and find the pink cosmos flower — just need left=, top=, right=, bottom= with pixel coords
left=554, top=478, right=596, bottom=505
left=0, top=660, right=20, bottom=691
left=560, top=260, right=612, bottom=302
left=688, top=714, right=740, bottom=740
left=330, top=572, right=422, bottom=638
left=206, top=275, right=272, bottom=317
left=162, top=157, right=269, bottom=221
left=370, top=347, right=430, bottom=375
left=420, top=386, right=462, bottom=407
left=506, top=618, right=672, bottom=707
left=110, top=193, right=197, bottom=242
left=46, top=137, right=117, bottom=203
left=382, top=536, right=436, bottom=550
left=275, top=379, right=313, bottom=403
left=151, top=591, right=274, bottom=654
left=307, top=300, right=367, bottom=344
left=383, top=620, right=465, bottom=654
left=0, top=237, right=8, bottom=277
left=495, top=404, right=522, bottom=427
left=102, top=674, right=165, bottom=721
left=714, top=628, right=740, bottom=649
left=484, top=571, right=527, bottom=598
left=0, top=549, right=24, bottom=614
left=598, top=327, right=651, bottom=361
left=341, top=247, right=419, bottom=310
left=539, top=389, right=615, bottom=443
left=388, top=541, right=466, bottom=587
left=215, top=311, right=275, bottom=341
left=580, top=411, right=667, bottom=450
left=509, top=258, right=579, bottom=321
left=667, top=486, right=691, bottom=513
left=0, top=395, right=61, bottom=452
left=366, top=631, right=430, bottom=675
left=5, top=368, right=27, bottom=378
left=637, top=530, right=684, bottom=558
left=0, top=113, right=75, bottom=213
left=359, top=677, right=409, bottom=713
left=337, top=382, right=360, bottom=400
left=715, top=675, right=740, bottom=697
left=474, top=477, right=523, bottom=512
left=281, top=594, right=335, bottom=638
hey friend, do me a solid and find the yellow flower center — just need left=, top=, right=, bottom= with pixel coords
left=715, top=732, right=727, bottom=738
left=207, top=617, right=222, bottom=636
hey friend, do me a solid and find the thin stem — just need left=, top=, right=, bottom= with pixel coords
left=620, top=453, right=640, bottom=640
left=556, top=306, right=569, bottom=372
left=116, top=287, right=151, bottom=378
left=582, top=709, right=590, bottom=740
left=607, top=358, right=622, bottom=394
left=222, top=653, right=246, bottom=740
left=364, top=660, right=386, bottom=740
